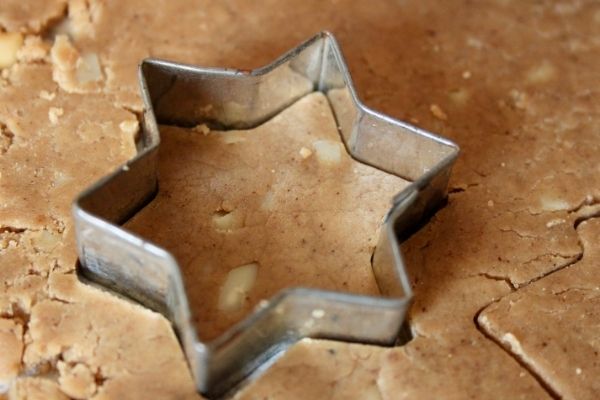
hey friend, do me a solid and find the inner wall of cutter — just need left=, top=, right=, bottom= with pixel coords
left=124, top=91, right=411, bottom=341
left=142, top=40, right=456, bottom=183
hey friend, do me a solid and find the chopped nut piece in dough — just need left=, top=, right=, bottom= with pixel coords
left=218, top=263, right=259, bottom=312
left=48, top=107, right=64, bottom=124
left=212, top=209, right=244, bottom=232
left=312, top=139, right=342, bottom=166
left=220, top=131, right=247, bottom=144
left=0, top=32, right=23, bottom=68
left=430, top=103, right=448, bottom=120
left=526, top=61, right=556, bottom=84
left=539, top=196, right=570, bottom=212
left=75, top=52, right=102, bottom=83
left=119, top=119, right=139, bottom=136
left=299, top=146, right=313, bottom=159
left=50, top=35, right=102, bottom=92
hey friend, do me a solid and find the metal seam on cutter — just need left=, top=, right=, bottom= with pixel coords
left=72, top=31, right=459, bottom=396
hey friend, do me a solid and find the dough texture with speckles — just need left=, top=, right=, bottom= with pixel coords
left=1, top=1, right=600, bottom=399
left=125, top=92, right=409, bottom=340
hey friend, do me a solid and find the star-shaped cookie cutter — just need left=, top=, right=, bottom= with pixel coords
left=73, top=31, right=458, bottom=396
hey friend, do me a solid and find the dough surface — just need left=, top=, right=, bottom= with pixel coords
left=125, top=92, right=408, bottom=340
left=1, top=1, right=599, bottom=399
left=479, top=219, right=600, bottom=400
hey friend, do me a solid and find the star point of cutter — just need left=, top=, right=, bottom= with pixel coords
left=73, top=31, right=459, bottom=396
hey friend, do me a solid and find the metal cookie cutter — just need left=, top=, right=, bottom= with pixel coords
left=73, top=32, right=458, bottom=396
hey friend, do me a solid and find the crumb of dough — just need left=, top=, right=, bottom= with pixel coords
left=8, top=377, right=69, bottom=400
left=0, top=0, right=67, bottom=34
left=0, top=319, right=23, bottom=388
left=68, top=0, right=102, bottom=39
left=57, top=361, right=96, bottom=399
left=16, top=36, right=49, bottom=63
left=192, top=123, right=210, bottom=135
